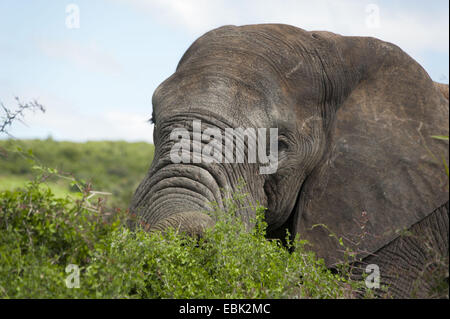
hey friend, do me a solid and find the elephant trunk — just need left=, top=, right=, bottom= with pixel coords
left=130, top=163, right=225, bottom=236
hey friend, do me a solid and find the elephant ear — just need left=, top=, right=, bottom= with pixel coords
left=295, top=40, right=449, bottom=266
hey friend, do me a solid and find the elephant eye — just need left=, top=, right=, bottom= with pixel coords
left=278, top=136, right=289, bottom=151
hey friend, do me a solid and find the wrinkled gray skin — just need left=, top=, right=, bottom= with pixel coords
left=131, top=24, right=449, bottom=298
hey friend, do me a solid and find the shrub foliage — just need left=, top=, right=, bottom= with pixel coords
left=0, top=180, right=365, bottom=298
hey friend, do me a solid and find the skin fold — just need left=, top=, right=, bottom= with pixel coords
left=130, top=24, right=449, bottom=298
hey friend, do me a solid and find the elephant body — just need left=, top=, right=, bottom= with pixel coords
left=131, top=24, right=449, bottom=298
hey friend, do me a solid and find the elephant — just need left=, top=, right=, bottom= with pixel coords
left=130, top=24, right=449, bottom=298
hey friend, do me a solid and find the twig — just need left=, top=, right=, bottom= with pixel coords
left=0, top=97, right=45, bottom=136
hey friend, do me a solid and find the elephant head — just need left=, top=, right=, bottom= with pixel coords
left=131, top=24, right=448, bottom=273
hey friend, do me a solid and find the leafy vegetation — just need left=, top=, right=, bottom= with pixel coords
left=0, top=179, right=366, bottom=298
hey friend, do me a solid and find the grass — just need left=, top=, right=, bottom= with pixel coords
left=0, top=139, right=155, bottom=209
left=0, top=175, right=74, bottom=199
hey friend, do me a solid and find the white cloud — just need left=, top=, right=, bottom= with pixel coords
left=114, top=0, right=448, bottom=56
left=114, top=0, right=236, bottom=36
left=38, top=39, right=123, bottom=76
left=3, top=91, right=153, bottom=142
left=103, top=111, right=154, bottom=141
left=354, top=5, right=449, bottom=56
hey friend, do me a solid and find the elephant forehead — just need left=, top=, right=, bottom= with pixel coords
left=175, top=24, right=335, bottom=98
left=153, top=76, right=281, bottom=130
left=153, top=25, right=341, bottom=131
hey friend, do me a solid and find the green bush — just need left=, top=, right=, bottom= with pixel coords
left=0, top=180, right=366, bottom=298
left=0, top=179, right=122, bottom=298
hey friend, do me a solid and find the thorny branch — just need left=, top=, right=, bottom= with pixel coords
left=0, top=97, right=45, bottom=136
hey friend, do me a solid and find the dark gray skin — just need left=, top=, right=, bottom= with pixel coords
left=131, top=24, right=449, bottom=298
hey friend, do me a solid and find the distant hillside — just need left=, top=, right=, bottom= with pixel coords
left=0, top=139, right=154, bottom=209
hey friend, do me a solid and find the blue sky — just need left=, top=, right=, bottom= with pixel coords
left=0, top=0, right=448, bottom=142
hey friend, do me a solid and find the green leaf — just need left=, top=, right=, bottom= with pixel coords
left=431, top=135, right=449, bottom=141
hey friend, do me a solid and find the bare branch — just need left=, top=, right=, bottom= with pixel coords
left=0, top=97, right=46, bottom=137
